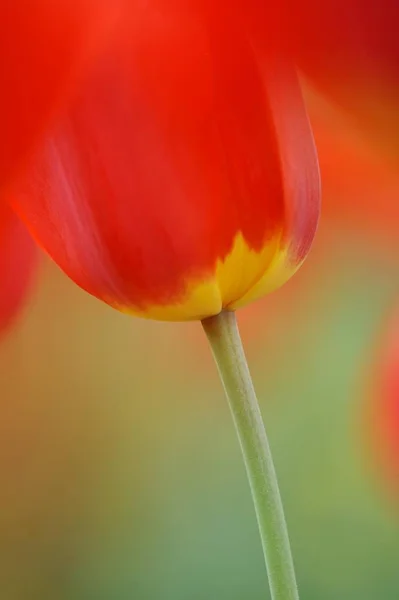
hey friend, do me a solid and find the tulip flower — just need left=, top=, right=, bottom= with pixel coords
left=11, top=4, right=320, bottom=322
left=9, top=4, right=320, bottom=599
left=0, top=203, right=36, bottom=334
left=0, top=0, right=123, bottom=191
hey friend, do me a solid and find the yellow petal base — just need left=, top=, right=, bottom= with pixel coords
left=119, top=231, right=300, bottom=322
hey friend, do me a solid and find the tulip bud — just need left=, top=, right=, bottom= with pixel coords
left=11, top=3, right=320, bottom=321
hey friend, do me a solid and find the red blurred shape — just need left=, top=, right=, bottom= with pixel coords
left=368, top=309, right=399, bottom=498
left=285, top=0, right=399, bottom=149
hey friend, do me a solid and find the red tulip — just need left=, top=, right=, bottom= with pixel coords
left=0, top=0, right=123, bottom=191
left=10, top=3, right=320, bottom=322
left=0, top=203, right=37, bottom=333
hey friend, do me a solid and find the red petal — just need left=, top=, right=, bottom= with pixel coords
left=0, top=0, right=124, bottom=190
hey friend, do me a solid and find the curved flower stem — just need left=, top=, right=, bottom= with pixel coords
left=202, top=310, right=299, bottom=600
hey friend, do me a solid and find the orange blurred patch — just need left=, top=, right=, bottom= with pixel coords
left=307, top=89, right=399, bottom=245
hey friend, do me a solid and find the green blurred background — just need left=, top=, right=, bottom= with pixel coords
left=2, top=102, right=399, bottom=599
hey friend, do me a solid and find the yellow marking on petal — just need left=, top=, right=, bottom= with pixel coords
left=125, top=277, right=224, bottom=322
left=228, top=247, right=299, bottom=310
left=119, top=231, right=299, bottom=322
left=215, top=231, right=279, bottom=307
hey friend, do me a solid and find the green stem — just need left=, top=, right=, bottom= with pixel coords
left=202, top=310, right=299, bottom=600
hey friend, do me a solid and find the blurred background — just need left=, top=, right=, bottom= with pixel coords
left=2, top=89, right=399, bottom=599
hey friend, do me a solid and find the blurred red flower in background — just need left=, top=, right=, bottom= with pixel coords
left=284, top=0, right=399, bottom=152
left=277, top=0, right=399, bottom=246
left=367, top=307, right=399, bottom=500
